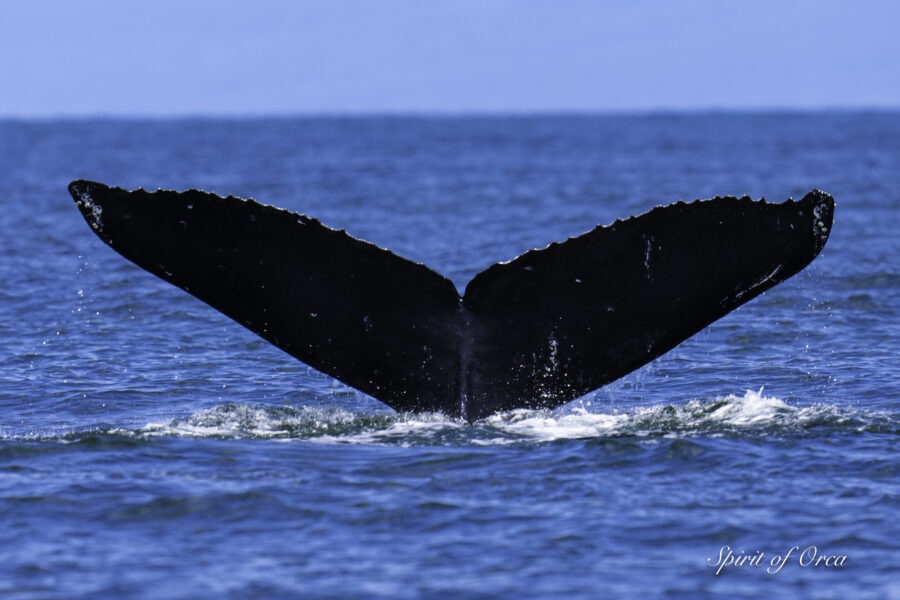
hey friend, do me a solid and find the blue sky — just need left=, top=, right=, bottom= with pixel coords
left=1, top=0, right=898, bottom=116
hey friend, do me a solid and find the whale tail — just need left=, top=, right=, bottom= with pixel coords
left=70, top=180, right=833, bottom=421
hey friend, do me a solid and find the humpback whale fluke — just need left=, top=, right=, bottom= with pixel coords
left=69, top=180, right=833, bottom=421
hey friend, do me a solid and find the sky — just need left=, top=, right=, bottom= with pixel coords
left=1, top=0, right=898, bottom=117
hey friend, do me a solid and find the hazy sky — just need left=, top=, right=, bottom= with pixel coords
left=1, top=0, right=898, bottom=116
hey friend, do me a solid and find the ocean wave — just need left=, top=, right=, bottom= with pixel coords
left=480, top=389, right=889, bottom=442
left=5, top=390, right=891, bottom=446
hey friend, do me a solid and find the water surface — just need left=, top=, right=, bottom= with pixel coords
left=1, top=113, right=898, bottom=598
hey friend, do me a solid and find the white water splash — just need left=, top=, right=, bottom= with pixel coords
left=131, top=404, right=364, bottom=439
left=483, top=389, right=805, bottom=442
left=85, top=389, right=883, bottom=446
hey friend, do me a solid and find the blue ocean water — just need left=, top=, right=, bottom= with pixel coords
left=0, top=113, right=898, bottom=599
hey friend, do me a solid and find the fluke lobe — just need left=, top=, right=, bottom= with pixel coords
left=69, top=181, right=834, bottom=421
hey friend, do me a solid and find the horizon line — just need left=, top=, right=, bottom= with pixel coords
left=2, top=106, right=899, bottom=122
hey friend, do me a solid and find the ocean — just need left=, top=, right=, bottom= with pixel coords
left=1, top=113, right=897, bottom=598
